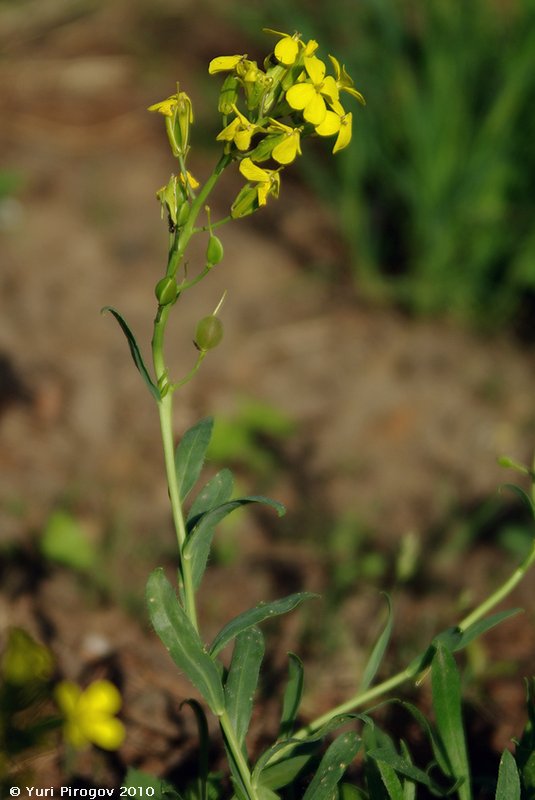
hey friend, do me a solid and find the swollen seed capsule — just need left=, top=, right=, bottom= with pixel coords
left=155, top=276, right=179, bottom=305
left=206, top=234, right=224, bottom=266
left=194, top=315, right=223, bottom=351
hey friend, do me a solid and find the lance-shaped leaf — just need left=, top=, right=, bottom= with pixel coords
left=431, top=643, right=471, bottom=800
left=210, top=592, right=317, bottom=657
left=302, top=731, right=361, bottom=800
left=495, top=748, right=520, bottom=800
left=175, top=417, right=214, bottom=501
left=146, top=568, right=225, bottom=715
left=365, top=746, right=439, bottom=795
left=183, top=496, right=286, bottom=589
left=102, top=306, right=160, bottom=401
left=187, top=469, right=234, bottom=524
left=225, top=627, right=265, bottom=748
left=279, top=653, right=304, bottom=738
left=360, top=593, right=393, bottom=693
left=456, top=608, right=522, bottom=650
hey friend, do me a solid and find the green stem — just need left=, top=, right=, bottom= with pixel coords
left=219, top=711, right=260, bottom=800
left=291, top=538, right=535, bottom=742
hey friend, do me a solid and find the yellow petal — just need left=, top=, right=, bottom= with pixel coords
left=333, top=112, right=353, bottom=153
left=234, top=128, right=254, bottom=150
left=147, top=98, right=177, bottom=117
left=303, top=94, right=327, bottom=125
left=84, top=716, right=125, bottom=751
left=315, top=110, right=341, bottom=137
left=63, top=719, right=90, bottom=750
left=272, top=134, right=300, bottom=165
left=274, top=37, right=299, bottom=66
left=81, top=681, right=122, bottom=714
left=286, top=82, right=315, bottom=111
left=208, top=55, right=246, bottom=74
left=304, top=56, right=326, bottom=85
left=239, top=158, right=269, bottom=182
left=320, top=75, right=339, bottom=104
left=55, top=681, right=82, bottom=715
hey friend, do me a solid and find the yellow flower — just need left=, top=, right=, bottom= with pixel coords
left=55, top=680, right=125, bottom=751
left=148, top=91, right=194, bottom=158
left=208, top=55, right=247, bottom=74
left=264, top=28, right=301, bottom=66
left=286, top=56, right=339, bottom=125
left=266, top=119, right=302, bottom=164
left=237, top=157, right=281, bottom=209
left=1, top=628, right=53, bottom=684
left=216, top=105, right=263, bottom=151
left=328, top=55, right=366, bottom=105
left=315, top=100, right=353, bottom=153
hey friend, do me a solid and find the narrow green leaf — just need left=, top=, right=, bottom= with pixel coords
left=146, top=568, right=225, bottom=715
left=399, top=742, right=416, bottom=800
left=225, top=627, right=265, bottom=748
left=279, top=652, right=304, bottom=737
left=302, top=731, right=361, bottom=800
left=495, top=748, right=520, bottom=800
left=102, top=306, right=160, bottom=401
left=431, top=643, right=471, bottom=800
left=175, top=417, right=214, bottom=501
left=184, top=496, right=286, bottom=590
left=258, top=748, right=318, bottom=791
left=187, top=468, right=234, bottom=523
left=457, top=609, right=522, bottom=650
left=360, top=594, right=394, bottom=692
left=366, top=747, right=437, bottom=793
left=398, top=700, right=452, bottom=778
left=499, top=483, right=535, bottom=516
left=210, top=592, right=317, bottom=657
left=372, top=758, right=404, bottom=800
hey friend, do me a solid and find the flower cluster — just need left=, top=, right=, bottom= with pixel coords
left=208, top=29, right=365, bottom=216
left=148, top=29, right=364, bottom=220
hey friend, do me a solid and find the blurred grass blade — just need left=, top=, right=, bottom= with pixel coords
left=210, top=592, right=317, bottom=657
left=279, top=652, right=304, bottom=737
left=146, top=568, right=225, bottom=715
left=360, top=593, right=393, bottom=692
left=175, top=417, right=214, bottom=501
left=225, top=627, right=265, bottom=748
left=187, top=468, right=234, bottom=522
left=431, top=643, right=472, bottom=800
left=102, top=307, right=160, bottom=401
left=123, top=768, right=182, bottom=799
left=184, top=496, right=286, bottom=589
left=302, top=731, right=361, bottom=800
left=495, top=748, right=520, bottom=800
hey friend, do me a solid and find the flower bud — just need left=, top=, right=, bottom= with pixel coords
left=219, top=74, right=239, bottom=115
left=155, top=276, right=179, bottom=305
left=194, top=315, right=223, bottom=351
left=230, top=184, right=258, bottom=218
left=164, top=91, right=194, bottom=158
left=206, top=234, right=224, bottom=266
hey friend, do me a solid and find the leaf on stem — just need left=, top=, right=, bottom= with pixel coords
left=175, top=417, right=214, bottom=501
left=102, top=306, right=161, bottom=401
left=184, top=496, right=286, bottom=590
left=279, top=653, right=304, bottom=738
left=494, top=749, right=520, bottom=800
left=187, top=468, right=234, bottom=523
left=360, top=593, right=394, bottom=693
left=431, top=643, right=472, bottom=800
left=302, top=731, right=361, bottom=800
left=210, top=592, right=317, bottom=657
left=146, top=568, right=225, bottom=715
left=225, top=626, right=265, bottom=749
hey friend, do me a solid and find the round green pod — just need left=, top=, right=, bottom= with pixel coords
left=155, top=276, right=179, bottom=305
left=194, top=315, right=223, bottom=350
left=206, top=234, right=224, bottom=266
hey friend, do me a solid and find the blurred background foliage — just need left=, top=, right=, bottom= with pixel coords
left=221, top=0, right=535, bottom=333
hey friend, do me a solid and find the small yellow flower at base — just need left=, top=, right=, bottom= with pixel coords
left=55, top=680, right=125, bottom=751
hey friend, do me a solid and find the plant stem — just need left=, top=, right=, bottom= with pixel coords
left=151, top=153, right=232, bottom=631
left=219, top=710, right=260, bottom=800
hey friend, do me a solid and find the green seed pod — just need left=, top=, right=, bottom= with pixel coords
left=194, top=315, right=223, bottom=351
left=206, top=234, right=224, bottom=266
left=155, top=276, right=179, bottom=306
left=177, top=200, right=190, bottom=228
